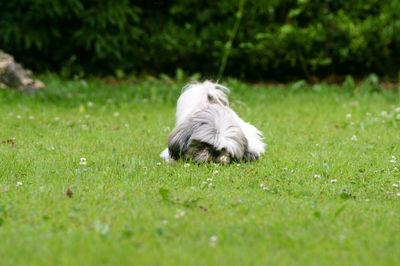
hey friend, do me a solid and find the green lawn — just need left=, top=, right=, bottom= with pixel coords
left=0, top=76, right=399, bottom=265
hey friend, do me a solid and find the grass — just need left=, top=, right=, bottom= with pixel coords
left=0, top=75, right=399, bottom=265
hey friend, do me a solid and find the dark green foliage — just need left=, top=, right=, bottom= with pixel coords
left=0, top=0, right=399, bottom=80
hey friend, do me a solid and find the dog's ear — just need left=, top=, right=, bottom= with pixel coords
left=207, top=90, right=229, bottom=106
left=168, top=123, right=193, bottom=160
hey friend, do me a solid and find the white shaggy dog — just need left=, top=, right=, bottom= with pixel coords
left=160, top=81, right=265, bottom=163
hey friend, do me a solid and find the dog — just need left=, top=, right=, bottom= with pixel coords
left=160, top=81, right=265, bottom=163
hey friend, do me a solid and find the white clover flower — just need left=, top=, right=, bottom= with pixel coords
left=209, top=235, right=218, bottom=247
left=397, top=192, right=400, bottom=197
left=396, top=114, right=400, bottom=120
left=162, top=220, right=168, bottom=225
left=113, top=112, right=120, bottom=117
left=330, top=179, right=337, bottom=183
left=206, top=178, right=213, bottom=182
left=313, top=174, right=321, bottom=179
left=87, top=101, right=94, bottom=107
left=346, top=113, right=352, bottom=119
left=29, top=116, right=35, bottom=120
left=16, top=181, right=23, bottom=186
left=214, top=170, right=219, bottom=174
left=393, top=184, right=399, bottom=188
left=79, top=157, right=87, bottom=166
left=390, top=159, right=396, bottom=164
left=395, top=107, right=400, bottom=113
left=125, top=124, right=129, bottom=128
left=208, top=183, right=213, bottom=187
left=351, top=135, right=358, bottom=141
left=174, top=210, right=185, bottom=218
left=381, top=111, right=388, bottom=117
left=394, top=167, right=398, bottom=171
left=236, top=163, right=241, bottom=167
left=156, top=162, right=161, bottom=166
left=184, top=163, right=190, bottom=168
left=16, top=115, right=22, bottom=119
left=260, top=183, right=265, bottom=188
left=54, top=117, right=60, bottom=121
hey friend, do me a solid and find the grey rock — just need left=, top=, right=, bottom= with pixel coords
left=0, top=50, right=45, bottom=92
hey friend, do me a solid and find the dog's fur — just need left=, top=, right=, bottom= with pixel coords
left=160, top=81, right=265, bottom=163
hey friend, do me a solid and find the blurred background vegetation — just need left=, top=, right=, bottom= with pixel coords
left=0, top=0, right=399, bottom=81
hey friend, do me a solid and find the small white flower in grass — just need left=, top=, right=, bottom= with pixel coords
left=397, top=192, right=400, bottom=197
left=390, top=159, right=396, bottom=164
left=381, top=111, right=388, bottom=117
left=386, top=191, right=392, bottom=195
left=143, top=166, right=147, bottom=170
left=84, top=114, right=90, bottom=119
left=54, top=117, right=60, bottom=121
left=346, top=113, right=352, bottom=119
left=392, top=155, right=396, bottom=160
left=87, top=101, right=94, bottom=107
left=156, top=162, right=161, bottom=166
left=16, top=115, right=22, bottom=119
left=206, top=178, right=213, bottom=182
left=396, top=114, right=400, bottom=120
left=16, top=181, right=23, bottom=187
left=313, top=174, right=321, bottom=179
left=184, top=163, right=190, bottom=168
left=125, top=124, right=129, bottom=128
left=209, top=235, right=218, bottom=248
left=29, top=116, right=35, bottom=120
left=236, top=163, right=241, bottom=167
left=394, top=167, right=398, bottom=171
left=79, top=158, right=87, bottom=166
left=395, top=107, right=400, bottom=113
left=393, top=184, right=399, bottom=188
left=214, top=170, right=219, bottom=174
left=113, top=112, right=120, bottom=117
left=330, top=179, right=337, bottom=183
left=174, top=210, right=185, bottom=218
left=351, top=135, right=358, bottom=141
left=260, top=183, right=265, bottom=188
left=208, top=183, right=213, bottom=187
left=162, top=220, right=168, bottom=225
left=316, top=143, right=319, bottom=147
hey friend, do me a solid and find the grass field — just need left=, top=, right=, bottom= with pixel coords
left=1, top=75, right=399, bottom=265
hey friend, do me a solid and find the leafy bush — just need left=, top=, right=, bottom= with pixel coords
left=0, top=0, right=399, bottom=80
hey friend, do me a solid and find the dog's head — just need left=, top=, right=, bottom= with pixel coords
left=168, top=105, right=248, bottom=164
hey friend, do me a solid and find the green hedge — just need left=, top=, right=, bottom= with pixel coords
left=0, top=0, right=399, bottom=80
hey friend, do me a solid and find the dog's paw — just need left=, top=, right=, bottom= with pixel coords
left=243, top=150, right=259, bottom=161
